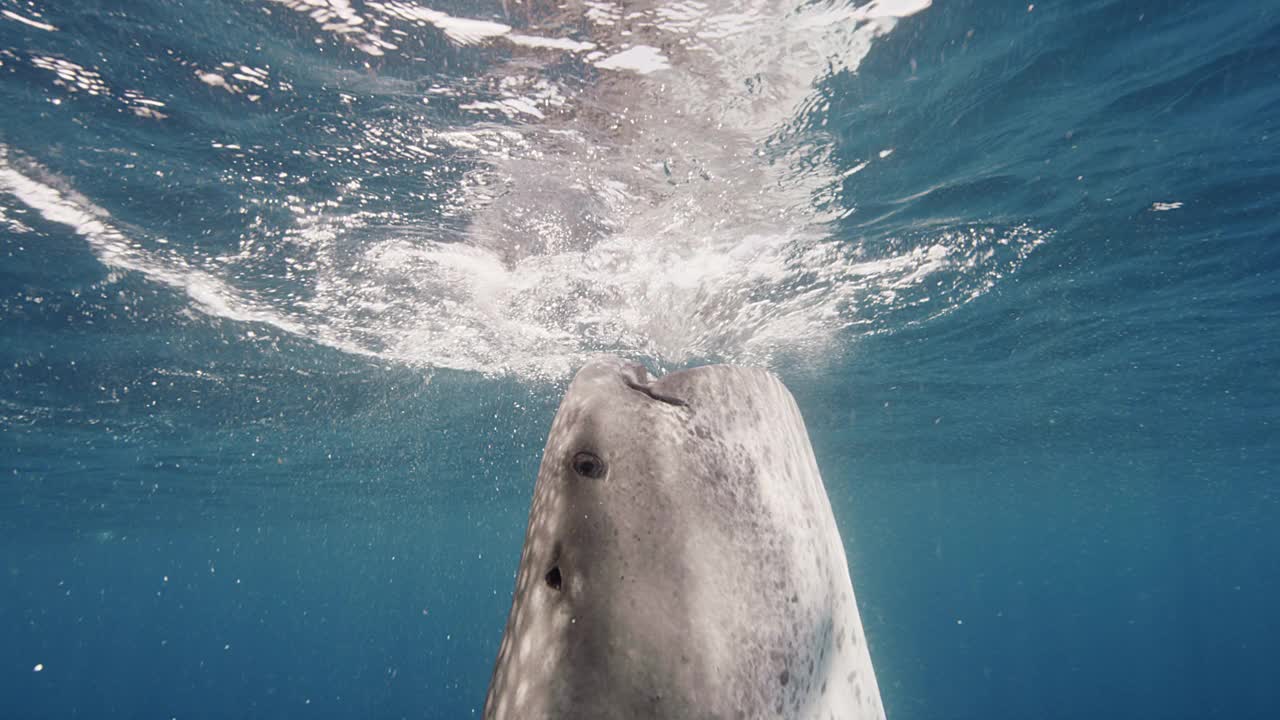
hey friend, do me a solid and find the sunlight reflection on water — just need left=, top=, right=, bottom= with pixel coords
left=0, top=0, right=1046, bottom=379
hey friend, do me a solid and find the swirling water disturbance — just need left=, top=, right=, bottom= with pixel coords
left=1, top=0, right=1043, bottom=378
left=1, top=1, right=1277, bottom=719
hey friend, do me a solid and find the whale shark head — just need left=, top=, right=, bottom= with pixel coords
left=484, top=356, right=883, bottom=720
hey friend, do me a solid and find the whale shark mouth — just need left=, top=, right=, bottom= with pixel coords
left=624, top=378, right=688, bottom=408
left=619, top=362, right=688, bottom=407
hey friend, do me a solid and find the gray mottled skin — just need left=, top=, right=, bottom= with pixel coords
left=484, top=356, right=885, bottom=720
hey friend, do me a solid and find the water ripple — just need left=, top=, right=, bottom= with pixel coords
left=0, top=0, right=1049, bottom=380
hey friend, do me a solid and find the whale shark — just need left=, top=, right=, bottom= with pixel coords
left=485, top=357, right=885, bottom=720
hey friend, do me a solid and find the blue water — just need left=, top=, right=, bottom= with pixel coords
left=2, top=0, right=1277, bottom=718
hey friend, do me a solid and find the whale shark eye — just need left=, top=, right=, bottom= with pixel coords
left=571, top=451, right=606, bottom=479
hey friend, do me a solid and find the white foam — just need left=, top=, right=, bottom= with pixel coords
left=853, top=0, right=933, bottom=20
left=593, top=45, right=671, bottom=74
left=506, top=34, right=596, bottom=52
left=369, top=2, right=510, bottom=45
left=6, top=0, right=1049, bottom=381
left=459, top=99, right=545, bottom=120
left=197, top=71, right=231, bottom=90
left=271, top=0, right=597, bottom=56
left=0, top=148, right=363, bottom=355
left=3, top=9, right=57, bottom=32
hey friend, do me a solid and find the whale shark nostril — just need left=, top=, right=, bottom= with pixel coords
left=545, top=565, right=562, bottom=591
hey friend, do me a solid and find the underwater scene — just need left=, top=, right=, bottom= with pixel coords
left=1, top=0, right=1277, bottom=717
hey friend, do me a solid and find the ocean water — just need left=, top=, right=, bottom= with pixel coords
left=1, top=0, right=1277, bottom=717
